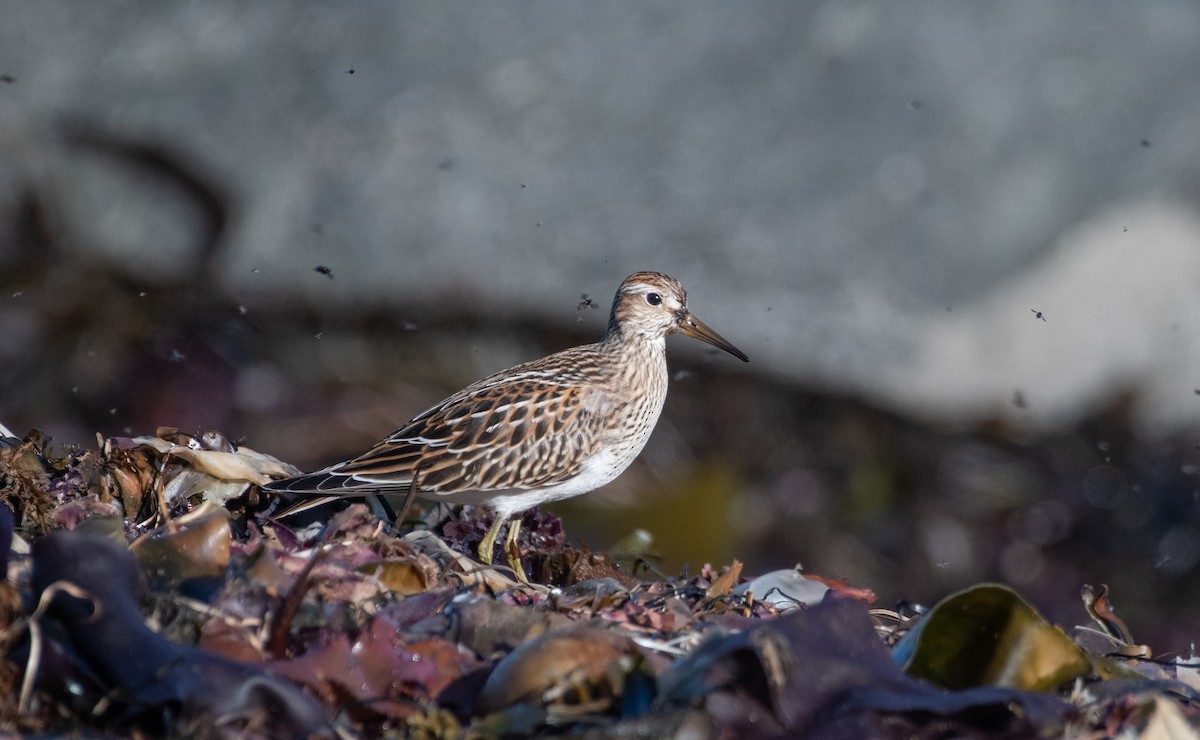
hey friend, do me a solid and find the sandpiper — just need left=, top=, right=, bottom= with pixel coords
left=266, top=272, right=748, bottom=577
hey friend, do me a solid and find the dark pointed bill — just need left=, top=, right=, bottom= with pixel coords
left=677, top=312, right=749, bottom=362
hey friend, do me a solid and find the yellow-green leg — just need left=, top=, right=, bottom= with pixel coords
left=504, top=518, right=529, bottom=584
left=476, top=514, right=530, bottom=584
left=477, top=514, right=506, bottom=565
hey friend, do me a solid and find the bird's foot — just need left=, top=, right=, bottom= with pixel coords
left=503, top=518, right=530, bottom=585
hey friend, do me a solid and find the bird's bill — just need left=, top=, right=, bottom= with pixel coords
left=677, top=311, right=749, bottom=362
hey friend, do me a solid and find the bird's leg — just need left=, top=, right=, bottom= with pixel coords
left=503, top=518, right=530, bottom=584
left=366, top=494, right=394, bottom=523
left=391, top=468, right=422, bottom=532
left=477, top=513, right=506, bottom=565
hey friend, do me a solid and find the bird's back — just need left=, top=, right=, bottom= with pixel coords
left=266, top=337, right=669, bottom=498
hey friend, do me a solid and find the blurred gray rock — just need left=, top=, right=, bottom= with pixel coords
left=2, top=1, right=1199, bottom=432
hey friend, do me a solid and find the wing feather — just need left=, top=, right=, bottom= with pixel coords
left=284, top=380, right=605, bottom=494
left=265, top=343, right=614, bottom=496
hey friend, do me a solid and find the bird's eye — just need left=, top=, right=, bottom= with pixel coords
left=645, top=292, right=662, bottom=306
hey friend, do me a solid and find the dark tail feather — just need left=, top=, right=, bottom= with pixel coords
left=274, top=493, right=402, bottom=520
left=263, top=471, right=414, bottom=524
left=265, top=487, right=405, bottom=524
left=263, top=470, right=354, bottom=493
left=270, top=493, right=347, bottom=519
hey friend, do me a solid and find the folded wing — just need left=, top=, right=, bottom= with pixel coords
left=266, top=378, right=608, bottom=496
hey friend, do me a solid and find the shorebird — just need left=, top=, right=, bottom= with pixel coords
left=266, top=272, right=748, bottom=578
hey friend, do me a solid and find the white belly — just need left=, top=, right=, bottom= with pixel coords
left=428, top=446, right=634, bottom=520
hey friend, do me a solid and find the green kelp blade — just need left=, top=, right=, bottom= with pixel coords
left=895, top=583, right=1090, bottom=692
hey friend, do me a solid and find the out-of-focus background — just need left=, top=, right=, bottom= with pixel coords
left=3, top=3, right=1200, bottom=647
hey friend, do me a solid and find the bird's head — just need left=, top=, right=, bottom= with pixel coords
left=608, top=271, right=748, bottom=362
